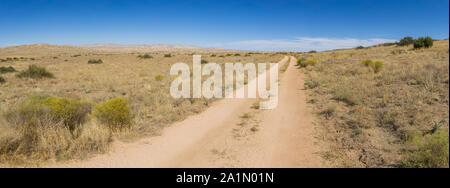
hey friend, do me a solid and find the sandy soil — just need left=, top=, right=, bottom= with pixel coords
left=51, top=56, right=323, bottom=168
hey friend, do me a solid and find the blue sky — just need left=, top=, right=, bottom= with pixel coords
left=0, top=0, right=448, bottom=51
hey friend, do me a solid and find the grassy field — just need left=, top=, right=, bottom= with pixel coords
left=0, top=47, right=283, bottom=166
left=298, top=40, right=449, bottom=168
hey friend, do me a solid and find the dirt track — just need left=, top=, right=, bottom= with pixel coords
left=52, top=56, right=322, bottom=168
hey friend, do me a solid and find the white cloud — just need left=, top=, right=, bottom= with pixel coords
left=208, top=37, right=397, bottom=51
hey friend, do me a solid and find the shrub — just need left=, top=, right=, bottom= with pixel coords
left=210, top=54, right=216, bottom=57
left=332, top=87, right=359, bottom=106
left=5, top=96, right=91, bottom=132
left=356, top=46, right=365, bottom=50
left=308, top=50, right=317, bottom=53
left=401, top=130, right=449, bottom=168
left=1, top=97, right=110, bottom=163
left=373, top=61, right=384, bottom=73
left=138, top=54, right=153, bottom=59
left=304, top=80, right=319, bottom=89
left=414, top=37, right=434, bottom=49
left=0, top=76, right=5, bottom=84
left=88, top=59, right=103, bottom=64
left=362, top=59, right=383, bottom=73
left=0, top=66, right=16, bottom=74
left=251, top=102, right=260, bottom=109
left=154, top=74, right=164, bottom=81
left=16, top=65, right=54, bottom=79
left=201, top=59, right=209, bottom=64
left=164, top=54, right=172, bottom=58
left=398, top=36, right=414, bottom=46
left=322, top=104, right=337, bottom=119
left=93, top=97, right=132, bottom=130
left=423, top=37, right=434, bottom=48
left=362, top=59, right=373, bottom=67
left=234, top=53, right=241, bottom=56
left=44, top=97, right=92, bottom=131
left=297, top=58, right=317, bottom=68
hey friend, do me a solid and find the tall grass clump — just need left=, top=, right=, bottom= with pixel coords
left=93, top=97, right=132, bottom=131
left=297, top=58, right=317, bottom=68
left=0, top=66, right=16, bottom=74
left=0, top=76, right=5, bottom=84
left=0, top=95, right=110, bottom=164
left=138, top=54, right=153, bottom=59
left=401, top=130, right=449, bottom=168
left=362, top=59, right=383, bottom=73
left=88, top=59, right=103, bottom=64
left=154, top=74, right=164, bottom=81
left=5, top=95, right=92, bottom=132
left=16, top=65, right=54, bottom=79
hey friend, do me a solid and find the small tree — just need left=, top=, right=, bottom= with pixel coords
left=414, top=37, right=434, bottom=49
left=423, top=37, right=434, bottom=48
left=398, top=36, right=414, bottom=46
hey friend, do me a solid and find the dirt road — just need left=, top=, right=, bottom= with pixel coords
left=53, top=56, right=323, bottom=168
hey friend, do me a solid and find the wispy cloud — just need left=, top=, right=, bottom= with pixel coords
left=208, top=37, right=397, bottom=51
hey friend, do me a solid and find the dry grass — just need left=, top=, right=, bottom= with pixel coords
left=300, top=40, right=449, bottom=168
left=0, top=46, right=283, bottom=166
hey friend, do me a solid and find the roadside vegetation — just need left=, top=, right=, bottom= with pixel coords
left=298, top=39, right=449, bottom=168
left=0, top=49, right=283, bottom=166
left=16, top=65, right=54, bottom=79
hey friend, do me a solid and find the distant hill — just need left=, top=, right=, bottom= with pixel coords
left=0, top=43, right=236, bottom=56
left=0, top=44, right=95, bottom=56
left=82, top=43, right=202, bottom=52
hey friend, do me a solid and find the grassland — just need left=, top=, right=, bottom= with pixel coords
left=0, top=46, right=283, bottom=166
left=298, top=40, right=449, bottom=168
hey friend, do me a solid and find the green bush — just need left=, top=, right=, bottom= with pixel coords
left=234, top=53, right=241, bottom=56
left=44, top=97, right=92, bottom=131
left=201, top=59, right=209, bottom=64
left=356, top=46, right=365, bottom=50
left=0, top=66, right=16, bottom=74
left=154, top=74, right=164, bottom=81
left=138, top=54, right=153, bottom=59
left=398, top=36, right=414, bottom=46
left=297, top=58, right=317, bottom=68
left=210, top=54, right=216, bottom=57
left=5, top=96, right=91, bottom=132
left=0, top=76, right=5, bottom=84
left=93, top=97, right=132, bottom=130
left=88, top=59, right=103, bottom=64
left=16, top=65, right=54, bottom=79
left=362, top=59, right=383, bottom=73
left=401, top=130, right=449, bottom=168
left=414, top=37, right=434, bottom=49
left=308, top=50, right=317, bottom=53
left=373, top=61, right=384, bottom=73
left=164, top=54, right=172, bottom=58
